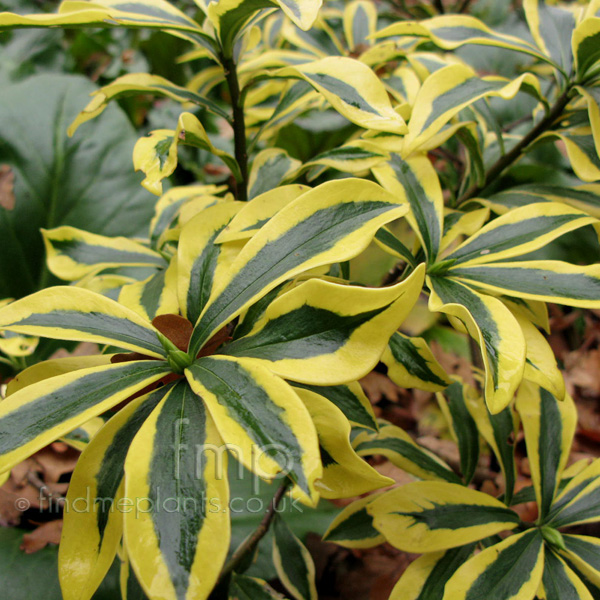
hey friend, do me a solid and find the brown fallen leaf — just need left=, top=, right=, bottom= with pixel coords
left=0, top=489, right=26, bottom=527
left=33, top=445, right=79, bottom=484
left=565, top=348, right=600, bottom=396
left=20, top=520, right=63, bottom=553
left=360, top=371, right=403, bottom=404
left=373, top=461, right=416, bottom=487
left=428, top=339, right=475, bottom=387
left=0, top=164, right=15, bottom=211
left=49, top=341, right=99, bottom=360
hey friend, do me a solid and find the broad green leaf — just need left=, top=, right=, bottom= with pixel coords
left=189, top=179, right=409, bottom=355
left=543, top=550, right=594, bottom=600
left=372, top=153, right=444, bottom=261
left=185, top=355, right=322, bottom=505
left=0, top=287, right=167, bottom=357
left=548, top=459, right=600, bottom=528
left=524, top=0, right=575, bottom=75
left=222, top=266, right=425, bottom=384
left=368, top=482, right=520, bottom=553
left=404, top=64, right=543, bottom=154
left=561, top=534, right=600, bottom=588
left=124, top=381, right=230, bottom=600
left=293, top=381, right=377, bottom=431
left=572, top=16, right=600, bottom=79
left=516, top=382, right=577, bottom=519
left=383, top=332, right=451, bottom=392
left=247, top=149, right=301, bottom=200
left=0, top=528, right=70, bottom=600
left=343, top=0, right=377, bottom=52
left=43, top=226, right=166, bottom=282
left=277, top=57, right=408, bottom=134
left=0, top=523, right=122, bottom=599
left=442, top=530, right=544, bottom=600
left=272, top=515, right=317, bottom=600
left=389, top=545, right=476, bottom=600
left=59, top=385, right=171, bottom=600
left=216, top=184, right=309, bottom=243
left=0, top=360, right=170, bottom=473
left=445, top=202, right=597, bottom=267
left=437, top=380, right=480, bottom=484
left=427, top=276, right=526, bottom=414
left=450, top=261, right=600, bottom=308
left=375, top=15, right=545, bottom=61
left=355, top=422, right=461, bottom=484
left=68, top=73, right=227, bottom=136
left=177, top=202, right=243, bottom=324
left=322, top=494, right=385, bottom=549
left=0, top=74, right=155, bottom=299
left=294, top=387, right=392, bottom=499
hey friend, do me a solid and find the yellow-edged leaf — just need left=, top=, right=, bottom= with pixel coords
left=294, top=387, right=392, bottom=499
left=368, top=482, right=520, bottom=553
left=185, top=355, right=322, bottom=505
left=59, top=385, right=171, bottom=600
left=124, top=381, right=230, bottom=600
left=0, top=360, right=170, bottom=473
left=428, top=276, right=526, bottom=414
left=222, top=266, right=424, bottom=384
left=277, top=57, right=407, bottom=134
left=322, top=494, right=385, bottom=549
left=189, top=178, right=409, bottom=355
left=0, top=287, right=167, bottom=357
left=442, top=529, right=544, bottom=600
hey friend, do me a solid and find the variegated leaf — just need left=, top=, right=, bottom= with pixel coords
left=368, top=482, right=520, bottom=553
left=189, top=179, right=409, bottom=355
left=124, top=381, right=230, bottom=600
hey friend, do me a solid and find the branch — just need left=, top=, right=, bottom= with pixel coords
left=457, top=88, right=572, bottom=204
left=433, top=0, right=445, bottom=13
left=222, top=55, right=249, bottom=202
left=456, top=0, right=474, bottom=13
left=218, top=477, right=292, bottom=581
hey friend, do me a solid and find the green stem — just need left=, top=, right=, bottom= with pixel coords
left=222, top=54, right=249, bottom=202
left=218, top=477, right=292, bottom=581
left=457, top=88, right=573, bottom=204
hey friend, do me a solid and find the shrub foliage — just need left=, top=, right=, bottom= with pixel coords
left=1, top=0, right=600, bottom=599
